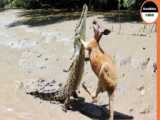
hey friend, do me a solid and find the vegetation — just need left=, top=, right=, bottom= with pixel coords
left=0, top=0, right=145, bottom=10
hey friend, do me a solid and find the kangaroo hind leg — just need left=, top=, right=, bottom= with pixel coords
left=92, top=81, right=102, bottom=103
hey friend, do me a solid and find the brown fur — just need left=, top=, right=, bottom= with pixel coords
left=81, top=20, right=117, bottom=120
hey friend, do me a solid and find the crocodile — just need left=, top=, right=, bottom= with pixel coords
left=26, top=4, right=88, bottom=110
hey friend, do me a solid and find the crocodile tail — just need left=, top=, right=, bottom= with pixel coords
left=27, top=88, right=66, bottom=102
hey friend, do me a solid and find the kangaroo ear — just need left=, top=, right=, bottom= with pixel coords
left=103, top=29, right=111, bottom=35
left=93, top=20, right=110, bottom=35
left=93, top=23, right=99, bottom=34
left=92, top=20, right=111, bottom=41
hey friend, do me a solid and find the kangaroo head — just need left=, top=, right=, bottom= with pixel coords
left=81, top=20, right=111, bottom=53
left=93, top=20, right=111, bottom=42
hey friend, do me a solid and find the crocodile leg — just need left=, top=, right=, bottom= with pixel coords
left=69, top=40, right=77, bottom=60
left=63, top=61, right=74, bottom=72
left=62, top=96, right=70, bottom=112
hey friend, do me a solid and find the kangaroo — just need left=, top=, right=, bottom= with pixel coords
left=80, top=20, right=117, bottom=120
